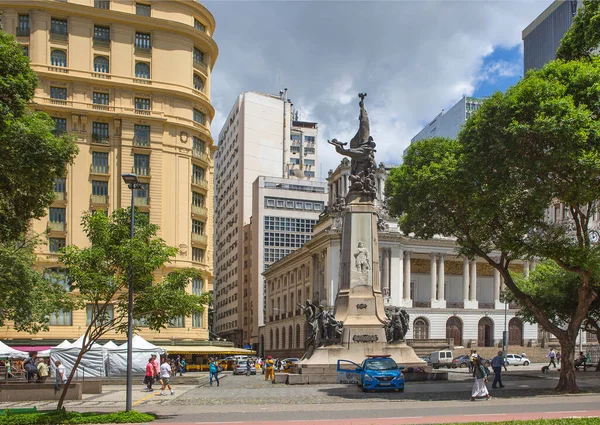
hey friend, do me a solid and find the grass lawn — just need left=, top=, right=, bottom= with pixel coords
left=0, top=409, right=154, bottom=424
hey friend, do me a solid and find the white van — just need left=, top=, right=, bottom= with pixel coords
left=430, top=350, right=453, bottom=369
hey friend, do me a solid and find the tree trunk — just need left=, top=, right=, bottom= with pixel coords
left=57, top=346, right=88, bottom=410
left=556, top=336, right=579, bottom=393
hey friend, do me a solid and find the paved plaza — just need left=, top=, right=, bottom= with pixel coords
left=1, top=364, right=599, bottom=423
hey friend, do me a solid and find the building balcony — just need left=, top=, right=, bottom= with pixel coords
left=191, top=205, right=208, bottom=217
left=53, top=192, right=66, bottom=201
left=134, top=197, right=149, bottom=206
left=92, top=104, right=114, bottom=112
left=48, top=222, right=65, bottom=232
left=192, top=149, right=210, bottom=164
left=92, top=71, right=111, bottom=80
left=478, top=303, right=495, bottom=310
left=48, top=65, right=68, bottom=74
left=90, top=194, right=108, bottom=205
left=135, top=108, right=151, bottom=116
left=16, top=27, right=30, bottom=37
left=133, top=78, right=152, bottom=85
left=191, top=176, right=209, bottom=190
left=50, top=98, right=68, bottom=106
left=50, top=32, right=68, bottom=43
left=133, top=167, right=150, bottom=177
left=413, top=301, right=431, bottom=308
left=446, top=301, right=464, bottom=309
left=91, top=165, right=109, bottom=175
left=193, top=60, right=208, bottom=74
left=191, top=233, right=208, bottom=245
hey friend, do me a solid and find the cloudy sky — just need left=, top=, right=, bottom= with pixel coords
left=204, top=0, right=552, bottom=177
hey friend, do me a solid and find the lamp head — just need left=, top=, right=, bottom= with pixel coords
left=121, top=173, right=139, bottom=186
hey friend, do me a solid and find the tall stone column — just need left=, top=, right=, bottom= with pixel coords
left=381, top=248, right=390, bottom=300
left=430, top=253, right=437, bottom=303
left=464, top=258, right=478, bottom=309
left=403, top=251, right=412, bottom=307
left=432, top=253, right=446, bottom=308
left=494, top=266, right=504, bottom=310
left=462, top=257, right=470, bottom=302
left=390, top=246, right=403, bottom=307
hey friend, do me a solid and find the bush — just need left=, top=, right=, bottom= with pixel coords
left=0, top=410, right=155, bottom=425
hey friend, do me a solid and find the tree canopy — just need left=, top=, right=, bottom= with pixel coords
left=56, top=209, right=212, bottom=408
left=557, top=0, right=600, bottom=61
left=386, top=56, right=600, bottom=392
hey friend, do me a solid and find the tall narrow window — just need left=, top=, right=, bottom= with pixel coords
left=133, top=153, right=150, bottom=176
left=92, top=151, right=109, bottom=173
left=52, top=117, right=67, bottom=135
left=193, top=109, right=205, bottom=125
left=50, top=50, right=67, bottom=68
left=193, top=74, right=204, bottom=92
left=49, top=238, right=66, bottom=253
left=134, top=124, right=150, bottom=146
left=93, top=25, right=110, bottom=47
left=192, top=164, right=205, bottom=184
left=192, top=247, right=204, bottom=262
left=50, top=18, right=68, bottom=36
left=93, top=92, right=109, bottom=105
left=91, top=181, right=108, bottom=204
left=54, top=178, right=66, bottom=194
left=193, top=136, right=205, bottom=155
left=50, top=87, right=67, bottom=104
left=48, top=310, right=72, bottom=326
left=194, top=19, right=205, bottom=32
left=17, top=15, right=29, bottom=36
left=134, top=183, right=149, bottom=205
left=192, top=219, right=204, bottom=235
left=192, top=192, right=205, bottom=207
left=49, top=207, right=66, bottom=231
left=92, top=122, right=109, bottom=144
left=93, top=56, right=109, bottom=74
left=135, top=97, right=151, bottom=111
left=134, top=62, right=150, bottom=81
left=193, top=47, right=204, bottom=65
left=135, top=32, right=151, bottom=52
left=169, top=316, right=184, bottom=328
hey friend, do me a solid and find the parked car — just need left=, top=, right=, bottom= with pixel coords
left=430, top=350, right=453, bottom=369
left=233, top=360, right=256, bottom=375
left=452, top=355, right=491, bottom=368
left=337, top=355, right=405, bottom=392
left=420, top=356, right=432, bottom=367
left=505, top=354, right=530, bottom=366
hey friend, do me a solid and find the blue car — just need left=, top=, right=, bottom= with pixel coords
left=337, top=355, right=405, bottom=392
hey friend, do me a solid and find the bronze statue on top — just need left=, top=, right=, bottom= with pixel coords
left=328, top=93, right=378, bottom=201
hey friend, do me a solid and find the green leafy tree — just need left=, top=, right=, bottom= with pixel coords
left=386, top=56, right=600, bottom=392
left=557, top=0, right=600, bottom=61
left=56, top=209, right=211, bottom=409
left=0, top=31, right=77, bottom=330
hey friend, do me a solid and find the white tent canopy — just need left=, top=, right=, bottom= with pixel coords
left=102, top=341, right=118, bottom=350
left=107, top=335, right=165, bottom=376
left=0, top=341, right=27, bottom=358
left=50, top=335, right=104, bottom=378
left=38, top=340, right=71, bottom=357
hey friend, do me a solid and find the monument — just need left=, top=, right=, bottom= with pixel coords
left=296, top=94, right=424, bottom=381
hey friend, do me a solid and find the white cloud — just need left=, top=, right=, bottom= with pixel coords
left=206, top=0, right=552, bottom=175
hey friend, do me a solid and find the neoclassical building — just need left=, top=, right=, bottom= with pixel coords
left=261, top=160, right=538, bottom=358
left=0, top=0, right=217, bottom=346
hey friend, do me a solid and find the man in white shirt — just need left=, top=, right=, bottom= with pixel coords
left=159, top=358, right=174, bottom=396
left=54, top=360, right=66, bottom=391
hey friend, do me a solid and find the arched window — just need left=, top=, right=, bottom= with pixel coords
left=281, top=327, right=286, bottom=349
left=93, top=56, right=109, bottom=73
left=135, top=62, right=150, bottom=79
left=51, top=50, right=67, bottom=67
left=193, top=74, right=204, bottom=92
left=296, top=324, right=301, bottom=348
left=275, top=328, right=280, bottom=349
left=413, top=318, right=429, bottom=340
left=269, top=329, right=273, bottom=350
left=288, top=325, right=293, bottom=348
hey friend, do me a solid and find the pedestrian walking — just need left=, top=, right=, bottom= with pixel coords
left=556, top=351, right=561, bottom=365
left=491, top=351, right=507, bottom=389
left=159, top=357, right=174, bottom=396
left=36, top=358, right=49, bottom=383
left=151, top=353, right=160, bottom=384
left=175, top=356, right=183, bottom=376
left=264, top=355, right=275, bottom=382
left=471, top=356, right=491, bottom=401
left=54, top=360, right=66, bottom=391
left=546, top=348, right=557, bottom=368
left=209, top=358, right=220, bottom=386
left=24, top=352, right=38, bottom=383
left=181, top=358, right=186, bottom=374
left=144, top=357, right=155, bottom=391
left=245, top=358, right=253, bottom=377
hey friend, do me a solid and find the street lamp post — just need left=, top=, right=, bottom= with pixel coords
left=121, top=173, right=142, bottom=413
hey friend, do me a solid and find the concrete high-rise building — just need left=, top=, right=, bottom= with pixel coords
left=248, top=176, right=327, bottom=353
left=409, top=96, right=484, bottom=149
left=0, top=0, right=217, bottom=347
left=522, top=0, right=582, bottom=73
left=213, top=91, right=320, bottom=346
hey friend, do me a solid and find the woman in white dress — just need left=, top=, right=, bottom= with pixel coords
left=471, top=356, right=491, bottom=401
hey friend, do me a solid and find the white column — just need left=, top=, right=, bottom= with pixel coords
left=494, top=266, right=504, bottom=310
left=524, top=260, right=530, bottom=278
left=430, top=253, right=437, bottom=302
left=390, top=246, right=403, bottom=307
left=462, top=257, right=469, bottom=302
left=438, top=254, right=445, bottom=301
left=403, top=251, right=412, bottom=307
left=470, top=261, right=477, bottom=301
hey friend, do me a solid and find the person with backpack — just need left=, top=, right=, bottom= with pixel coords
left=209, top=358, right=220, bottom=387
left=23, top=353, right=38, bottom=383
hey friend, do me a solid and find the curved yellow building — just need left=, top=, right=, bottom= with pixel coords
left=0, top=0, right=216, bottom=346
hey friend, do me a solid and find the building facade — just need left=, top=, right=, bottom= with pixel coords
left=0, top=0, right=217, bottom=346
left=262, top=161, right=539, bottom=359
left=522, top=0, right=582, bottom=73
left=213, top=91, right=319, bottom=346
left=409, top=96, right=485, bottom=149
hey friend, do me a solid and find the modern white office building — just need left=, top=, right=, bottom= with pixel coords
left=409, top=96, right=485, bottom=149
left=213, top=91, right=320, bottom=346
